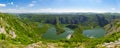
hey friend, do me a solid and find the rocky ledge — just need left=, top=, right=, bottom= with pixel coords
left=98, top=38, right=120, bottom=48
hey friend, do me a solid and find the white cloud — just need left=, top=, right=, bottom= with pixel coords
left=8, top=2, right=14, bottom=5
left=27, top=1, right=36, bottom=7
left=1, top=8, right=119, bottom=13
left=0, top=4, right=6, bottom=7
left=10, top=2, right=14, bottom=5
left=28, top=4, right=34, bottom=7
left=111, top=8, right=116, bottom=11
left=1, top=8, right=28, bottom=13
left=38, top=8, right=108, bottom=13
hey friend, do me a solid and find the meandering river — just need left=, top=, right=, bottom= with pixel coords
left=42, top=27, right=74, bottom=40
left=42, top=27, right=105, bottom=40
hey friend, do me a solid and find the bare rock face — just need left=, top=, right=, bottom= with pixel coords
left=99, top=38, right=120, bottom=48
left=0, top=27, right=17, bottom=39
left=104, top=19, right=120, bottom=35
left=9, top=30, right=17, bottom=39
left=0, top=17, right=17, bottom=39
left=25, top=41, right=55, bottom=48
left=66, top=34, right=72, bottom=40
left=0, top=27, right=6, bottom=34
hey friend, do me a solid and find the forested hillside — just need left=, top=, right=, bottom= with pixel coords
left=18, top=13, right=120, bottom=27
left=0, top=13, right=49, bottom=47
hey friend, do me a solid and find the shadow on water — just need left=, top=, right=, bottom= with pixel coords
left=42, top=27, right=74, bottom=40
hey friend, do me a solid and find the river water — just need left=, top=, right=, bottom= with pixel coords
left=42, top=27, right=74, bottom=40
left=83, top=28, right=105, bottom=38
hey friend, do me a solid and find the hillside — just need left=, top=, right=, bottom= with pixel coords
left=97, top=19, right=120, bottom=48
left=0, top=13, right=49, bottom=48
left=18, top=13, right=120, bottom=28
left=105, top=19, right=120, bottom=35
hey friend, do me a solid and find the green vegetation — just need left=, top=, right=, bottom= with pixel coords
left=0, top=13, right=49, bottom=47
left=55, top=23, right=65, bottom=35
left=0, top=34, right=6, bottom=40
left=0, top=13, right=120, bottom=48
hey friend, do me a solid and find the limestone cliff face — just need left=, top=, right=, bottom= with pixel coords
left=104, top=19, right=120, bottom=35
left=0, top=13, right=17, bottom=39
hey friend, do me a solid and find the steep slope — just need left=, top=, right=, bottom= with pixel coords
left=104, top=19, right=120, bottom=35
left=0, top=13, right=49, bottom=48
left=18, top=13, right=120, bottom=27
left=96, top=19, right=120, bottom=48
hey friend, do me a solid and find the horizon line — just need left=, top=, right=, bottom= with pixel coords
left=2, top=12, right=120, bottom=14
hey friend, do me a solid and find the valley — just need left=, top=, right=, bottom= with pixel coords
left=0, top=13, right=120, bottom=48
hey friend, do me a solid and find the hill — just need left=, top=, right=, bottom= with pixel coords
left=0, top=13, right=49, bottom=48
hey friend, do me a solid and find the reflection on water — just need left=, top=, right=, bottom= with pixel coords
left=42, top=27, right=105, bottom=40
left=42, top=27, right=74, bottom=40
left=83, top=28, right=105, bottom=38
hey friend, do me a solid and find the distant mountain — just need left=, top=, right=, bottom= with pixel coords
left=18, top=13, right=120, bottom=28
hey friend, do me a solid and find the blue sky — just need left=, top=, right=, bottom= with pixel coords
left=0, top=0, right=120, bottom=13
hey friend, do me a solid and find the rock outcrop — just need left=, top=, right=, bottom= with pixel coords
left=104, top=19, right=120, bottom=35
left=98, top=38, right=120, bottom=48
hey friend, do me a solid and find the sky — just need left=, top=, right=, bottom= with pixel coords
left=0, top=0, right=120, bottom=13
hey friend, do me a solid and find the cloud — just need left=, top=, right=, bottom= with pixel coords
left=1, top=8, right=28, bottom=13
left=111, top=8, right=116, bottom=11
left=10, top=2, right=14, bottom=5
left=1, top=8, right=119, bottom=13
left=8, top=2, right=14, bottom=5
left=38, top=8, right=108, bottom=13
left=28, top=4, right=34, bottom=7
left=0, top=4, right=6, bottom=7
left=28, top=1, right=36, bottom=7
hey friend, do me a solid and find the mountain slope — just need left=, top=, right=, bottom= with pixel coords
left=96, top=19, right=120, bottom=48
left=0, top=13, right=49, bottom=48
left=104, top=19, right=120, bottom=35
left=18, top=13, right=120, bottom=27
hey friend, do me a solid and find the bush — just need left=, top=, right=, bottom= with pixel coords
left=0, top=34, right=6, bottom=40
